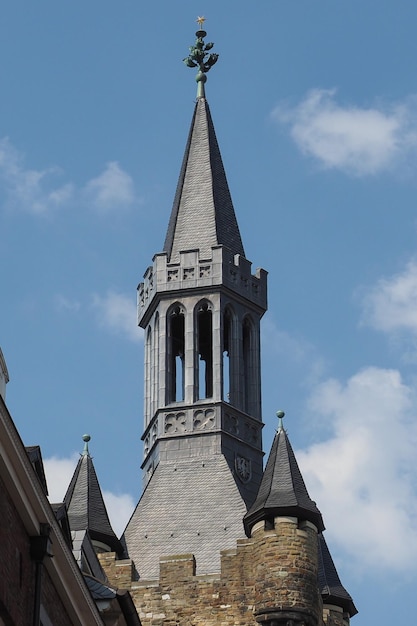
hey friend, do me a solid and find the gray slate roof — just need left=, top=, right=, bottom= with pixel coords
left=163, top=97, right=245, bottom=262
left=122, top=455, right=248, bottom=579
left=64, top=450, right=124, bottom=556
left=243, top=426, right=325, bottom=536
left=318, top=533, right=358, bottom=617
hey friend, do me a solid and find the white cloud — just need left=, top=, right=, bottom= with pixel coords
left=91, top=290, right=142, bottom=343
left=0, top=137, right=74, bottom=214
left=44, top=454, right=79, bottom=502
left=84, top=161, right=135, bottom=213
left=361, top=259, right=417, bottom=336
left=273, top=89, right=417, bottom=176
left=44, top=455, right=135, bottom=538
left=102, top=491, right=135, bottom=537
left=297, top=366, right=417, bottom=573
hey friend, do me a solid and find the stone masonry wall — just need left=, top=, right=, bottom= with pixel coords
left=323, top=605, right=349, bottom=626
left=100, top=516, right=325, bottom=626
left=252, top=517, right=321, bottom=624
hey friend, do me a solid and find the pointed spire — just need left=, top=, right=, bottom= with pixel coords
left=244, top=411, right=325, bottom=537
left=164, top=23, right=244, bottom=262
left=318, top=533, right=358, bottom=616
left=64, top=435, right=124, bottom=556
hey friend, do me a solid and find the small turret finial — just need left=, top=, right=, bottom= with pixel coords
left=82, top=433, right=91, bottom=456
left=183, top=17, right=219, bottom=99
left=276, top=410, right=285, bottom=432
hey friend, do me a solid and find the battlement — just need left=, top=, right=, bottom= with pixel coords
left=100, top=519, right=332, bottom=626
left=137, top=246, right=267, bottom=326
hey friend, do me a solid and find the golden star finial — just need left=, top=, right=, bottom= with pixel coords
left=196, top=16, right=206, bottom=29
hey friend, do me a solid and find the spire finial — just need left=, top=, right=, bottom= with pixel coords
left=183, top=18, right=219, bottom=99
left=82, top=433, right=91, bottom=456
left=276, top=410, right=285, bottom=432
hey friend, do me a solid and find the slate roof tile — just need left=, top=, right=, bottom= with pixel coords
left=244, top=426, right=324, bottom=535
left=163, top=97, right=245, bottom=262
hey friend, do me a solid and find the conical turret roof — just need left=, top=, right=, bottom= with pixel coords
left=163, top=96, right=245, bottom=262
left=318, top=533, right=358, bottom=616
left=244, top=417, right=324, bottom=536
left=64, top=435, right=123, bottom=556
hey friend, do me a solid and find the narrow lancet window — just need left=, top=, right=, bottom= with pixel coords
left=243, top=316, right=254, bottom=413
left=223, top=309, right=232, bottom=403
left=152, top=313, right=159, bottom=415
left=145, top=327, right=152, bottom=425
left=197, top=302, right=213, bottom=399
left=167, top=305, right=185, bottom=403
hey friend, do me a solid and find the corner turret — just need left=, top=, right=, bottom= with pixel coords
left=244, top=411, right=324, bottom=537
left=64, top=435, right=124, bottom=557
left=245, top=412, right=323, bottom=626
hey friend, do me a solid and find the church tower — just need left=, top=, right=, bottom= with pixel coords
left=123, top=23, right=267, bottom=578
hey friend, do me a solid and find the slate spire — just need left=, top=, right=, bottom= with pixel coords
left=244, top=411, right=325, bottom=536
left=64, top=435, right=123, bottom=556
left=163, top=26, right=245, bottom=262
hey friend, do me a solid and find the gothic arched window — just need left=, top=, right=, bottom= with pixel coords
left=222, top=306, right=235, bottom=403
left=242, top=315, right=255, bottom=413
left=167, top=304, right=185, bottom=403
left=196, top=300, right=213, bottom=400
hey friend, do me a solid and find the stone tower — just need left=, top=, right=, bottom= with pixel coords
left=94, top=23, right=357, bottom=626
left=244, top=412, right=325, bottom=626
left=123, top=25, right=267, bottom=578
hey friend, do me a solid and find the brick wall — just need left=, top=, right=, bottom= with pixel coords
left=41, top=569, right=74, bottom=626
left=0, top=473, right=35, bottom=624
left=0, top=472, right=81, bottom=626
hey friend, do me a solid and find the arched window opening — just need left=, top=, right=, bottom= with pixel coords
left=145, top=327, right=152, bottom=425
left=152, top=313, right=159, bottom=414
left=223, top=309, right=232, bottom=402
left=197, top=302, right=213, bottom=399
left=167, top=306, right=185, bottom=403
left=243, top=317, right=253, bottom=413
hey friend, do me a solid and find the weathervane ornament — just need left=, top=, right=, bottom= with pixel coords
left=183, top=17, right=219, bottom=98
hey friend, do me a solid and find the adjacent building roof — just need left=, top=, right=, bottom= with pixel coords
left=163, top=96, right=245, bottom=262
left=243, top=421, right=325, bottom=536
left=64, top=436, right=124, bottom=556
left=318, top=533, right=358, bottom=617
left=26, top=445, right=48, bottom=495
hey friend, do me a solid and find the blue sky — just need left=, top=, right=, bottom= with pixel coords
left=1, top=1, right=417, bottom=623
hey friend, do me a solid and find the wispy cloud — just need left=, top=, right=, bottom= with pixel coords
left=44, top=455, right=135, bottom=537
left=84, top=161, right=136, bottom=213
left=0, top=137, right=74, bottom=214
left=298, top=366, right=417, bottom=573
left=273, top=89, right=417, bottom=176
left=91, top=290, right=142, bottom=343
left=0, top=138, right=138, bottom=216
left=361, top=259, right=417, bottom=336
left=54, top=294, right=81, bottom=313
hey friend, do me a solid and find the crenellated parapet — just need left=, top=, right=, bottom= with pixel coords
left=137, top=245, right=267, bottom=327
